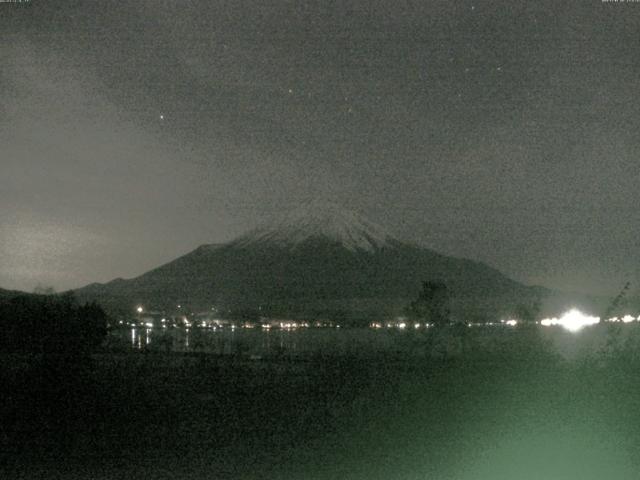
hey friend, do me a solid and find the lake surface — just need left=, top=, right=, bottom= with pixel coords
left=114, top=323, right=640, bottom=361
left=123, top=326, right=417, bottom=356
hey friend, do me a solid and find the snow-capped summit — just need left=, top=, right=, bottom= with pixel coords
left=233, top=200, right=400, bottom=252
left=75, top=199, right=540, bottom=320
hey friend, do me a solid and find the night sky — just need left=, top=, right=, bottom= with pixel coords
left=2, top=0, right=640, bottom=295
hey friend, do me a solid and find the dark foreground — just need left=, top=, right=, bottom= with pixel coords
left=2, top=328, right=640, bottom=479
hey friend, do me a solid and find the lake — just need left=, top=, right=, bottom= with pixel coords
left=113, top=322, right=640, bottom=361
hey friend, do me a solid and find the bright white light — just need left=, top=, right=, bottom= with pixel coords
left=145, top=322, right=153, bottom=328
left=622, top=315, right=635, bottom=324
left=540, top=309, right=600, bottom=332
left=414, top=323, right=421, bottom=329
left=136, top=306, right=143, bottom=313
left=505, top=319, right=518, bottom=327
left=398, top=322, right=406, bottom=329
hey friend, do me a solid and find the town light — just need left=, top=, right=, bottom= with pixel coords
left=540, top=309, right=599, bottom=332
left=622, top=315, right=635, bottom=323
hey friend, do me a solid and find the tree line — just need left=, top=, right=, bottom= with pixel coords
left=0, top=292, right=108, bottom=355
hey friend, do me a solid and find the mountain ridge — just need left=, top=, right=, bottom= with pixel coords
left=74, top=203, right=552, bottom=322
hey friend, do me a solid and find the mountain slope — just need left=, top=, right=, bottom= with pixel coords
left=75, top=203, right=549, bottom=322
left=0, top=288, right=31, bottom=300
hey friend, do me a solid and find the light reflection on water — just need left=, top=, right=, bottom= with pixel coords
left=123, top=326, right=408, bottom=356
left=119, top=323, right=640, bottom=359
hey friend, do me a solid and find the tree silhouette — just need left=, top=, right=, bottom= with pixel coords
left=603, top=282, right=631, bottom=320
left=514, top=300, right=542, bottom=324
left=0, top=292, right=108, bottom=355
left=406, top=281, right=450, bottom=327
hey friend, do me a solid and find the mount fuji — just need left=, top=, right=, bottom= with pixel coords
left=75, top=202, right=548, bottom=322
left=232, top=201, right=400, bottom=253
